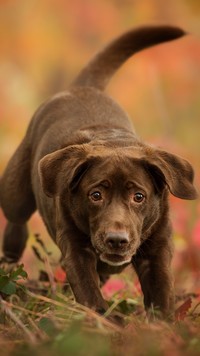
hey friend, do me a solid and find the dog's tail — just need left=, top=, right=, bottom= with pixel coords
left=71, top=25, right=186, bottom=91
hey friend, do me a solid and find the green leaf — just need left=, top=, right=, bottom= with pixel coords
left=117, top=299, right=138, bottom=314
left=0, top=276, right=10, bottom=290
left=39, top=317, right=57, bottom=337
left=10, top=264, right=28, bottom=281
left=1, top=281, right=16, bottom=295
left=0, top=268, right=8, bottom=276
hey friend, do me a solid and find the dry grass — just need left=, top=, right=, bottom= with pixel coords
left=0, top=263, right=200, bottom=356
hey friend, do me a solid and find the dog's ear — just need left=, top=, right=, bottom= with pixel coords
left=143, top=149, right=198, bottom=200
left=38, top=144, right=92, bottom=197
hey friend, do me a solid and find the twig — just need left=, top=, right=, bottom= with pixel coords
left=44, top=256, right=57, bottom=295
left=28, top=316, right=49, bottom=341
left=34, top=234, right=52, bottom=256
left=25, top=290, right=121, bottom=331
left=190, top=301, right=200, bottom=315
left=1, top=300, right=66, bottom=321
left=0, top=297, right=37, bottom=345
left=104, top=299, right=123, bottom=317
left=56, top=292, right=122, bottom=331
left=26, top=290, right=68, bottom=308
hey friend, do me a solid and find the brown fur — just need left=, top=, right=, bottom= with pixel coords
left=0, top=26, right=197, bottom=320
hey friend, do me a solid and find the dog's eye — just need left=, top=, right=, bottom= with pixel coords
left=90, top=191, right=102, bottom=201
left=133, top=192, right=145, bottom=203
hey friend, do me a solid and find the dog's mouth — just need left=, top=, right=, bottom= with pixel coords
left=99, top=253, right=132, bottom=266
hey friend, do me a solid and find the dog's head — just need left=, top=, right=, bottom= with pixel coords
left=39, top=143, right=197, bottom=266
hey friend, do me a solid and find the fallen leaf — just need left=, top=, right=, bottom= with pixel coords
left=102, top=278, right=125, bottom=299
left=175, top=298, right=192, bottom=321
left=54, top=267, right=66, bottom=283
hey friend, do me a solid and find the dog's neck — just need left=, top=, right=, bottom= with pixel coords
left=61, top=125, right=141, bottom=150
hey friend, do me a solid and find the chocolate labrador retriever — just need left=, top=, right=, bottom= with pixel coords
left=0, top=26, right=197, bottom=319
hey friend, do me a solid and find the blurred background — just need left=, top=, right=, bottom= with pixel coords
left=0, top=0, right=199, bottom=295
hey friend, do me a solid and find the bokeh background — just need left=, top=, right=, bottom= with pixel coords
left=0, top=0, right=199, bottom=296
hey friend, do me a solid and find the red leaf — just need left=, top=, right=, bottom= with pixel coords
left=54, top=267, right=66, bottom=283
left=102, top=278, right=125, bottom=299
left=175, top=298, right=192, bottom=321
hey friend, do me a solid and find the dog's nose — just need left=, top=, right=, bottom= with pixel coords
left=105, top=231, right=129, bottom=249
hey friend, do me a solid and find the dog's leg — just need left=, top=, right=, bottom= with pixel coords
left=132, top=247, right=174, bottom=320
left=0, top=139, right=36, bottom=262
left=61, top=244, right=108, bottom=312
left=2, top=222, right=28, bottom=262
left=56, top=213, right=109, bottom=312
left=65, top=252, right=108, bottom=312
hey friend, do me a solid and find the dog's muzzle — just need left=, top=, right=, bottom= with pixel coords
left=97, top=230, right=132, bottom=266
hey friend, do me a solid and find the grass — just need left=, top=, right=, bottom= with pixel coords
left=0, top=258, right=200, bottom=356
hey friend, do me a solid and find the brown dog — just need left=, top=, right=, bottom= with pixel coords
left=0, top=26, right=198, bottom=319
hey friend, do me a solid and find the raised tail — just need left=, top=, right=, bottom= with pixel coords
left=71, top=25, right=186, bottom=91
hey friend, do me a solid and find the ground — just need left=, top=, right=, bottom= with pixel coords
left=0, top=235, right=200, bottom=356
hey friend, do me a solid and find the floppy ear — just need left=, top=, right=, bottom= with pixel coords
left=143, top=149, right=198, bottom=200
left=38, top=144, right=92, bottom=197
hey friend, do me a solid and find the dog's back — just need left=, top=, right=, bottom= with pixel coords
left=25, top=26, right=186, bottom=158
